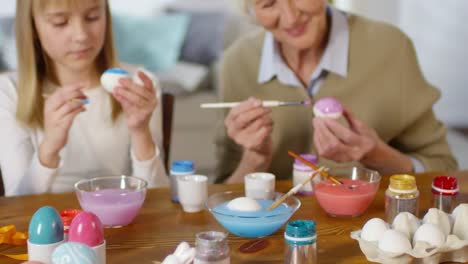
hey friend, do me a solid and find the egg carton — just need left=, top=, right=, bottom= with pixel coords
left=350, top=230, right=468, bottom=264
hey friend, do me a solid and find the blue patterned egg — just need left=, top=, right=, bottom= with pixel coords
left=100, top=68, right=129, bottom=93
left=52, top=242, right=99, bottom=264
left=28, top=206, right=64, bottom=245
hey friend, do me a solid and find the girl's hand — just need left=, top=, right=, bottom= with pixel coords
left=40, top=84, right=87, bottom=167
left=113, top=71, right=158, bottom=134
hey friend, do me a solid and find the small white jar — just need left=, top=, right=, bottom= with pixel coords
left=293, top=154, right=318, bottom=195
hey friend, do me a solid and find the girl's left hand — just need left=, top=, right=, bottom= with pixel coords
left=312, top=108, right=381, bottom=163
left=113, top=71, right=158, bottom=133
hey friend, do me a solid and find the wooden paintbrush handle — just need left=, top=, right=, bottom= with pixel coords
left=288, top=150, right=342, bottom=185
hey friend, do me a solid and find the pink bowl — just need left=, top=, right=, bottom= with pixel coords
left=312, top=166, right=380, bottom=217
left=74, top=176, right=147, bottom=228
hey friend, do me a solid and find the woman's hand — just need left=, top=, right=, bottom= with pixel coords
left=313, top=108, right=379, bottom=162
left=224, top=98, right=274, bottom=182
left=113, top=71, right=158, bottom=133
left=225, top=97, right=273, bottom=153
left=113, top=71, right=158, bottom=160
left=313, top=108, right=413, bottom=174
left=40, top=84, right=87, bottom=168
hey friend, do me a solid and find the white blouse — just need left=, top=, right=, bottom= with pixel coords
left=0, top=68, right=169, bottom=196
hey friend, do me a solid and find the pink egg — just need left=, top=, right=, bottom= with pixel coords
left=68, top=211, right=104, bottom=247
left=313, top=97, right=343, bottom=119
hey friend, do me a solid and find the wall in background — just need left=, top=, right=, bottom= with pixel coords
left=335, top=0, right=468, bottom=127
left=0, top=0, right=169, bottom=17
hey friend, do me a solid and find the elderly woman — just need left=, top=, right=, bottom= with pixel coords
left=214, top=0, right=457, bottom=183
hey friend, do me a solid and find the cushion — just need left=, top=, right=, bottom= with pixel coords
left=158, top=61, right=209, bottom=95
left=178, top=12, right=227, bottom=66
left=112, top=13, right=190, bottom=72
left=0, top=17, right=16, bottom=71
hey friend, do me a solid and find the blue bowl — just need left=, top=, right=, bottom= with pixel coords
left=205, top=191, right=301, bottom=238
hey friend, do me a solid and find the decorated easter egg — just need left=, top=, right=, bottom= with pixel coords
left=227, top=197, right=262, bottom=212
left=100, top=68, right=129, bottom=93
left=68, top=212, right=104, bottom=247
left=360, top=218, right=388, bottom=242
left=378, top=229, right=412, bottom=254
left=52, top=242, right=98, bottom=264
left=413, top=223, right=446, bottom=248
left=313, top=97, right=343, bottom=119
left=28, top=206, right=64, bottom=245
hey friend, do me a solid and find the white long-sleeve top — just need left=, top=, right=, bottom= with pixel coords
left=0, top=69, right=169, bottom=197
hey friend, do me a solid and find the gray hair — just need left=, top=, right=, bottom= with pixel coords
left=236, top=0, right=256, bottom=20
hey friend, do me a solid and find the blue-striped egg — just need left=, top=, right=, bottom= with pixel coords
left=52, top=242, right=99, bottom=264
left=100, top=68, right=130, bottom=93
left=28, top=206, right=64, bottom=245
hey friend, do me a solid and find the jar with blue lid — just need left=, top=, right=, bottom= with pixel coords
left=170, top=160, right=195, bottom=202
left=284, top=220, right=317, bottom=264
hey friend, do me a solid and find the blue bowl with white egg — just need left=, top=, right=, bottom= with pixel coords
left=205, top=191, right=300, bottom=238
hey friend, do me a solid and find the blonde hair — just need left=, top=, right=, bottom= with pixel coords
left=15, top=0, right=122, bottom=128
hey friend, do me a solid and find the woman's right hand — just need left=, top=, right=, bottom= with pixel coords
left=224, top=97, right=274, bottom=169
left=39, top=84, right=87, bottom=168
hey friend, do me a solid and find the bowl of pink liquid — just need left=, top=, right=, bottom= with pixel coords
left=312, top=166, right=380, bottom=217
left=74, top=176, right=147, bottom=228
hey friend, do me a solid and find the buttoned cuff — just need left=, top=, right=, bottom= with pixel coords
left=131, top=144, right=160, bottom=168
left=30, top=152, right=60, bottom=193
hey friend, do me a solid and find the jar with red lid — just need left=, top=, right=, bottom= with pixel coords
left=431, top=176, right=458, bottom=213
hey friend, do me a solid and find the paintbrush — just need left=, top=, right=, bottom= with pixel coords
left=267, top=167, right=326, bottom=211
left=200, top=100, right=312, bottom=109
left=288, top=150, right=343, bottom=185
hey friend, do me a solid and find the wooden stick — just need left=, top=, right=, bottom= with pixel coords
left=267, top=167, right=326, bottom=211
left=287, top=150, right=342, bottom=185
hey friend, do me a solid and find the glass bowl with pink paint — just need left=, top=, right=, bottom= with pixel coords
left=312, top=166, right=380, bottom=217
left=74, top=176, right=147, bottom=228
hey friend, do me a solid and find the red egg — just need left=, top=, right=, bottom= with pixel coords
left=68, top=211, right=104, bottom=247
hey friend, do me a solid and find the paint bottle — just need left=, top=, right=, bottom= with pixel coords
left=170, top=160, right=195, bottom=202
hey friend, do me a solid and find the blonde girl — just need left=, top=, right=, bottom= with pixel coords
left=0, top=0, right=168, bottom=196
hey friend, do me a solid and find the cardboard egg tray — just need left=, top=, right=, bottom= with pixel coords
left=350, top=230, right=468, bottom=264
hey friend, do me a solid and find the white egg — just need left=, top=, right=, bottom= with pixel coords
left=100, top=68, right=130, bottom=93
left=451, top=203, right=468, bottom=221
left=452, top=203, right=468, bottom=240
left=422, top=208, right=452, bottom=237
left=360, top=218, right=389, bottom=242
left=378, top=230, right=412, bottom=254
left=392, top=212, right=421, bottom=239
left=227, top=197, right=262, bottom=212
left=413, top=223, right=446, bottom=248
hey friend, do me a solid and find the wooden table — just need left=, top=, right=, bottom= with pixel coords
left=0, top=171, right=467, bottom=263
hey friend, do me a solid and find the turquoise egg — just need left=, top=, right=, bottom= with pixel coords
left=28, top=206, right=64, bottom=245
left=52, top=242, right=98, bottom=264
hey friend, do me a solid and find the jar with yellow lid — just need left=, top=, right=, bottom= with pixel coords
left=385, top=174, right=419, bottom=223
